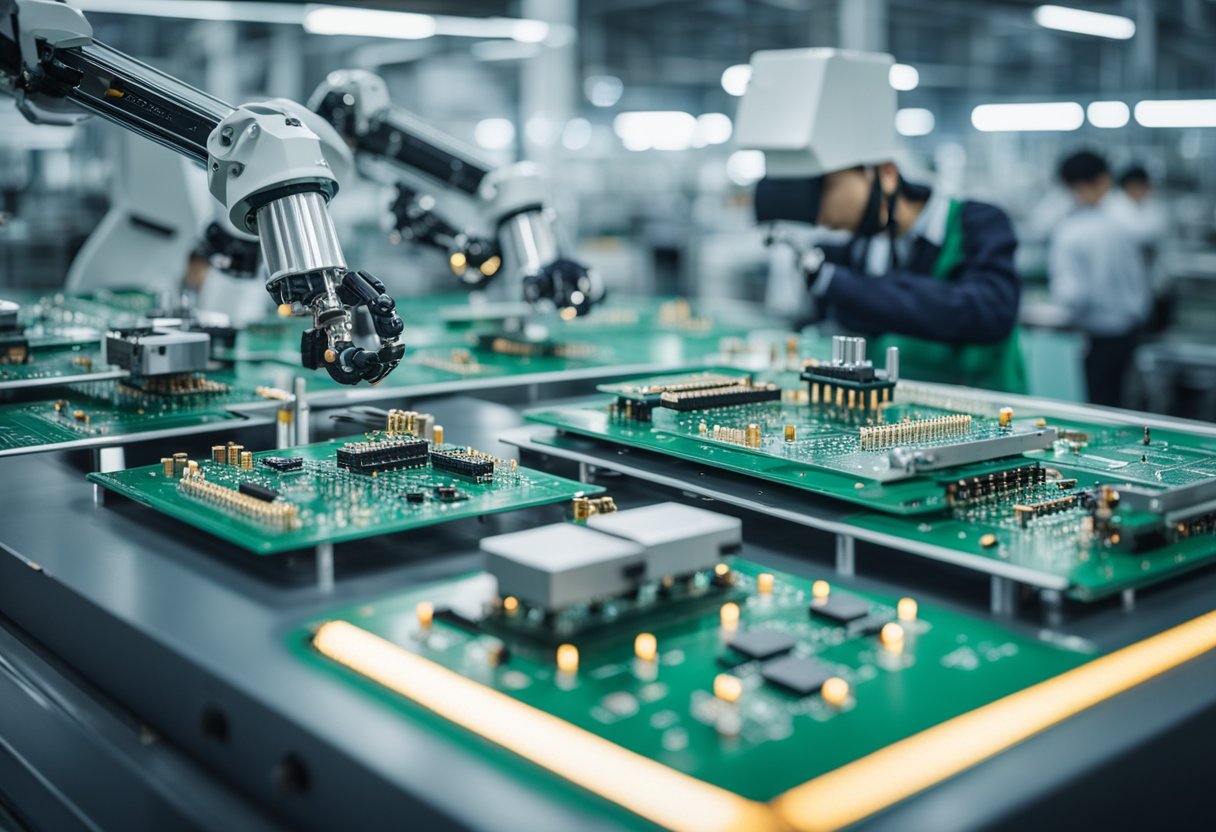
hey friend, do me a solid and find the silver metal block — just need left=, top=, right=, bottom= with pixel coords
left=587, top=501, right=741, bottom=580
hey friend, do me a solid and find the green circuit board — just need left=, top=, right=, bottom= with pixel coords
left=89, top=434, right=601, bottom=554
left=0, top=343, right=114, bottom=387
left=294, top=557, right=1088, bottom=814
left=526, top=371, right=1216, bottom=599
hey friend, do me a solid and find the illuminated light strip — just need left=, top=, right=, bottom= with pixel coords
left=772, top=609, right=1216, bottom=832
left=312, top=620, right=778, bottom=832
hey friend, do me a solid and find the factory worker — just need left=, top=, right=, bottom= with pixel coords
left=736, top=48, right=1025, bottom=393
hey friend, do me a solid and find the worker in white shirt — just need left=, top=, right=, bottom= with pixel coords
left=1049, top=150, right=1152, bottom=408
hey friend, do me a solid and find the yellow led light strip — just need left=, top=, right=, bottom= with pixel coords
left=312, top=621, right=779, bottom=832
left=315, top=610, right=1216, bottom=832
left=772, top=609, right=1216, bottom=832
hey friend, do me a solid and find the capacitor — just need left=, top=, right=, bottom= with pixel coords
left=999, top=407, right=1014, bottom=428
left=784, top=424, right=796, bottom=442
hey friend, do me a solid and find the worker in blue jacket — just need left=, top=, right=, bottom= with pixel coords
left=736, top=48, right=1025, bottom=392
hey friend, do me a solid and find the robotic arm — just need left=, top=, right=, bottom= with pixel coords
left=309, top=69, right=600, bottom=318
left=0, top=0, right=403, bottom=384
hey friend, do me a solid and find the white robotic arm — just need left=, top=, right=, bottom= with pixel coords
left=309, top=69, right=600, bottom=318
left=1, top=0, right=404, bottom=384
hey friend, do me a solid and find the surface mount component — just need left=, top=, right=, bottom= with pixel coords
left=335, top=438, right=428, bottom=474
left=104, top=328, right=210, bottom=376
left=586, top=502, right=742, bottom=580
left=482, top=524, right=646, bottom=612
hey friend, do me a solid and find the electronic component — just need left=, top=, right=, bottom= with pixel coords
left=261, top=456, right=304, bottom=472
left=586, top=502, right=742, bottom=580
left=104, top=328, right=210, bottom=376
left=859, top=415, right=972, bottom=450
left=944, top=463, right=1046, bottom=507
left=658, top=381, right=780, bottom=412
left=571, top=495, right=617, bottom=521
left=1012, top=495, right=1078, bottom=526
left=481, top=524, right=646, bottom=611
left=430, top=449, right=496, bottom=482
left=238, top=482, right=279, bottom=503
left=88, top=435, right=598, bottom=554
left=801, top=336, right=897, bottom=411
left=385, top=409, right=435, bottom=440
left=761, top=655, right=835, bottom=696
left=809, top=592, right=872, bottom=624
left=726, top=629, right=796, bottom=661
left=336, top=438, right=428, bottom=474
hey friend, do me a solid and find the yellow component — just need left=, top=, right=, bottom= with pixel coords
left=980, top=533, right=998, bottom=548
left=720, top=602, right=740, bottom=631
left=785, top=424, right=796, bottom=442
left=278, top=408, right=293, bottom=425
left=161, top=457, right=174, bottom=477
left=211, top=445, right=226, bottom=463
left=746, top=423, right=762, bottom=448
left=559, top=306, right=578, bottom=321
left=634, top=632, right=658, bottom=662
left=713, top=673, right=743, bottom=703
left=821, top=677, right=850, bottom=708
left=556, top=643, right=579, bottom=674
left=757, top=573, right=774, bottom=594
left=277, top=303, right=293, bottom=317
left=240, top=451, right=254, bottom=471
left=480, top=255, right=501, bottom=276
left=774, top=609, right=1216, bottom=832
left=897, top=598, right=918, bottom=622
left=999, top=406, right=1014, bottom=428
left=103, top=87, right=124, bottom=98
left=880, top=622, right=905, bottom=652
left=812, top=580, right=831, bottom=600
left=502, top=595, right=519, bottom=614
left=313, top=621, right=775, bottom=832
left=433, top=425, right=444, bottom=445
left=227, top=444, right=242, bottom=466
left=1035, top=418, right=1048, bottom=427
left=714, top=563, right=731, bottom=578
left=416, top=601, right=434, bottom=629
left=449, top=251, right=468, bottom=274
left=187, top=460, right=199, bottom=474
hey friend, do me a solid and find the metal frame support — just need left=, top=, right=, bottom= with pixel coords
left=316, top=542, right=334, bottom=592
left=990, top=575, right=1018, bottom=615
left=835, top=534, right=855, bottom=576
left=91, top=445, right=126, bottom=506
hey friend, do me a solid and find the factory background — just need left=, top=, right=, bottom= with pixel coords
left=3, top=0, right=1213, bottom=414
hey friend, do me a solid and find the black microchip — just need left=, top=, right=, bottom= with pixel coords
left=403, top=491, right=426, bottom=503
left=430, top=450, right=495, bottom=481
left=761, top=655, right=835, bottom=696
left=726, top=629, right=797, bottom=661
left=238, top=481, right=279, bottom=502
left=848, top=613, right=893, bottom=636
left=809, top=593, right=871, bottom=624
left=434, top=485, right=467, bottom=502
left=336, top=439, right=428, bottom=474
left=261, top=456, right=303, bottom=472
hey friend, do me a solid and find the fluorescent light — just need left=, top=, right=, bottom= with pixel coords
left=971, top=102, right=1084, bottom=132
left=721, top=64, right=752, bottom=97
left=895, top=108, right=935, bottom=137
left=585, top=76, right=623, bottom=108
left=694, top=113, right=733, bottom=146
left=470, top=40, right=541, bottom=61
left=1034, top=5, right=1135, bottom=40
left=1134, top=99, right=1216, bottom=128
left=562, top=118, right=592, bottom=151
left=1086, top=101, right=1129, bottom=128
left=889, top=64, right=919, bottom=91
left=726, top=150, right=765, bottom=186
left=474, top=118, right=516, bottom=150
left=73, top=0, right=302, bottom=23
left=613, top=111, right=696, bottom=152
left=304, top=6, right=436, bottom=39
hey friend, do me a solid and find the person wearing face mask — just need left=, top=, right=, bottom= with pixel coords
left=736, top=48, right=1025, bottom=393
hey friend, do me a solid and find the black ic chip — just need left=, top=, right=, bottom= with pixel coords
left=760, top=655, right=835, bottom=696
left=403, top=492, right=426, bottom=503
left=809, top=593, right=871, bottom=624
left=725, top=629, right=797, bottom=661
left=261, top=456, right=303, bottom=472
left=238, top=481, right=279, bottom=502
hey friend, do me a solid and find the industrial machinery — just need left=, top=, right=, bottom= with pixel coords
left=309, top=69, right=601, bottom=319
left=0, top=0, right=402, bottom=385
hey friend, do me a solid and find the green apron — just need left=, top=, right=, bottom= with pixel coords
left=871, top=199, right=1027, bottom=393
